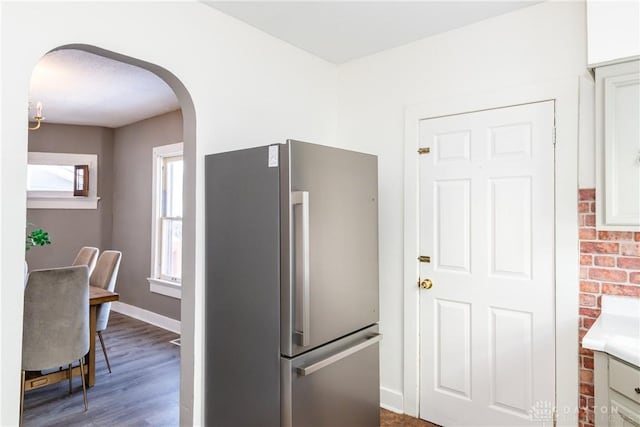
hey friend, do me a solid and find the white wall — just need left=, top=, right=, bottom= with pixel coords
left=579, top=76, right=596, bottom=188
left=0, top=0, right=5, bottom=417
left=0, top=2, right=337, bottom=425
left=335, top=0, right=589, bottom=412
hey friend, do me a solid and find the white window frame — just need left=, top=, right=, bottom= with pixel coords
left=27, top=152, right=99, bottom=209
left=148, top=142, right=184, bottom=299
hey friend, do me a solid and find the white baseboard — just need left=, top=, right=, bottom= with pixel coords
left=380, top=387, right=404, bottom=414
left=111, top=301, right=181, bottom=334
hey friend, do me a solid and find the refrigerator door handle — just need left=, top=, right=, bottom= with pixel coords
left=291, top=191, right=310, bottom=347
left=296, top=333, right=382, bottom=376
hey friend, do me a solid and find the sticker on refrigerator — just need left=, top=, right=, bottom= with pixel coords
left=268, top=145, right=279, bottom=167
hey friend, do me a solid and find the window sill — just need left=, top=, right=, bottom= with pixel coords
left=148, top=277, right=181, bottom=299
left=27, top=196, right=100, bottom=210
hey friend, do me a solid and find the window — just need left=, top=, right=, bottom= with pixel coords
left=27, top=152, right=99, bottom=209
left=28, top=164, right=75, bottom=193
left=148, top=142, right=183, bottom=299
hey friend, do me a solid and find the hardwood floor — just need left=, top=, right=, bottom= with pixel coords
left=22, top=312, right=435, bottom=427
left=22, top=312, right=180, bottom=427
left=380, top=409, right=439, bottom=427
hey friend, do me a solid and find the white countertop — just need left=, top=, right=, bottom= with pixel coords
left=582, top=295, right=640, bottom=367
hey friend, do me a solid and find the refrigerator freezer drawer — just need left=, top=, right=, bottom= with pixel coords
left=281, top=325, right=380, bottom=427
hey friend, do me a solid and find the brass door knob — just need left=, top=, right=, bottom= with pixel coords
left=420, top=279, right=433, bottom=289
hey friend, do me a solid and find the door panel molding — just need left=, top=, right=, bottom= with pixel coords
left=403, top=79, right=580, bottom=425
left=434, top=299, right=472, bottom=399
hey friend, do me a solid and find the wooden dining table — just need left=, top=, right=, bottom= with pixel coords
left=23, top=286, right=119, bottom=391
left=86, top=286, right=119, bottom=386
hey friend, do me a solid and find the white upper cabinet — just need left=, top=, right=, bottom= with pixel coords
left=587, top=1, right=640, bottom=66
left=595, top=60, right=640, bottom=230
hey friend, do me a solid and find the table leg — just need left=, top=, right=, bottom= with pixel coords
left=88, top=305, right=96, bottom=387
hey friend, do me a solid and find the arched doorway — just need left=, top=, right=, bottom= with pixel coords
left=23, top=44, right=196, bottom=424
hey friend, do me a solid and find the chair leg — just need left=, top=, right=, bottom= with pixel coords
left=78, top=358, right=88, bottom=411
left=68, top=363, right=73, bottom=394
left=97, top=331, right=112, bottom=373
left=19, top=370, right=25, bottom=427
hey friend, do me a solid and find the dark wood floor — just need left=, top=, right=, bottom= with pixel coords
left=22, top=312, right=180, bottom=426
left=23, top=312, right=435, bottom=426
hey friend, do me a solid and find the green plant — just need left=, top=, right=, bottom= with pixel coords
left=25, top=223, right=51, bottom=252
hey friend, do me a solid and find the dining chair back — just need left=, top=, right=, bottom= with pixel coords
left=21, top=265, right=90, bottom=424
left=90, top=250, right=122, bottom=373
left=72, top=247, right=99, bottom=276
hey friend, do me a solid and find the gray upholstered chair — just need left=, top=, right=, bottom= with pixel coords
left=21, top=265, right=90, bottom=423
left=72, top=247, right=99, bottom=276
left=91, top=250, right=122, bottom=373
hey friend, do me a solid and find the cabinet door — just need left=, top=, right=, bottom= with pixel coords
left=610, top=396, right=640, bottom=427
left=587, top=1, right=640, bottom=66
left=596, top=60, right=640, bottom=230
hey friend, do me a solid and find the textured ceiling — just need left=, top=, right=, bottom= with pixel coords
left=29, top=49, right=180, bottom=128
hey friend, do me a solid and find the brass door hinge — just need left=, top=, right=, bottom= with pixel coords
left=417, top=147, right=430, bottom=155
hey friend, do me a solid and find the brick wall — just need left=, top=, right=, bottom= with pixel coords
left=578, top=188, right=640, bottom=427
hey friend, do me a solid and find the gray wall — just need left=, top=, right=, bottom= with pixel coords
left=27, top=111, right=183, bottom=322
left=112, top=110, right=183, bottom=321
left=27, top=123, right=114, bottom=270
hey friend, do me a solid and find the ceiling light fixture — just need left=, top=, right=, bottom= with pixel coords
left=29, top=101, right=44, bottom=130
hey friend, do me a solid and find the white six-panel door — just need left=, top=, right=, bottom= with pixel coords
left=418, top=102, right=555, bottom=426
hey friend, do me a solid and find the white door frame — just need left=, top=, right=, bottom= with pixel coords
left=403, top=78, right=580, bottom=426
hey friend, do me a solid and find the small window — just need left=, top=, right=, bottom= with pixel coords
left=27, top=152, right=99, bottom=209
left=148, top=143, right=184, bottom=299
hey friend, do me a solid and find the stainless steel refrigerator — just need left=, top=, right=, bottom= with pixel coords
left=205, top=140, right=380, bottom=427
